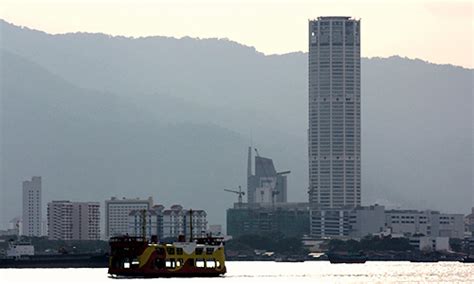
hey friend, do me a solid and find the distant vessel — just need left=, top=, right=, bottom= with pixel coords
left=460, top=256, right=474, bottom=263
left=275, top=256, right=305, bottom=262
left=327, top=253, right=367, bottom=264
left=108, top=209, right=226, bottom=278
left=0, top=253, right=108, bottom=268
left=0, top=241, right=107, bottom=268
left=409, top=254, right=439, bottom=263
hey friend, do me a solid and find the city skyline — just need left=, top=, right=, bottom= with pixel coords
left=2, top=13, right=468, bottom=230
left=0, top=1, right=472, bottom=279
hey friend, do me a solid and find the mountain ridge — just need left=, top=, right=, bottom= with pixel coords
left=1, top=19, right=470, bottom=70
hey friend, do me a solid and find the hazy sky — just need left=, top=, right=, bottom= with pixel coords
left=1, top=0, right=473, bottom=68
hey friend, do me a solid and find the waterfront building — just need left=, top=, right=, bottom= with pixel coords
left=409, top=236, right=450, bottom=252
left=128, top=206, right=163, bottom=240
left=6, top=241, right=34, bottom=258
left=348, top=205, right=386, bottom=238
left=105, top=197, right=153, bottom=238
left=385, top=210, right=464, bottom=238
left=247, top=147, right=290, bottom=204
left=465, top=207, right=474, bottom=234
left=308, top=17, right=361, bottom=209
left=309, top=207, right=351, bottom=238
left=47, top=200, right=100, bottom=240
left=309, top=205, right=464, bottom=239
left=22, top=176, right=42, bottom=237
left=162, top=205, right=207, bottom=240
left=227, top=202, right=310, bottom=238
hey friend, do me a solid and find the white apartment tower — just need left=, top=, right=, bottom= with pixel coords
left=105, top=197, right=153, bottom=238
left=47, top=201, right=100, bottom=240
left=308, top=17, right=361, bottom=208
left=22, top=176, right=42, bottom=236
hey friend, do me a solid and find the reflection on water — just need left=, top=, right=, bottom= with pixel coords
left=1, top=261, right=473, bottom=284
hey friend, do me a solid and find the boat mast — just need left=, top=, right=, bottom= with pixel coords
left=141, top=209, right=147, bottom=240
left=189, top=209, right=193, bottom=242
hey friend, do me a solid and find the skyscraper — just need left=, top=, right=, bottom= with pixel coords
left=308, top=17, right=361, bottom=209
left=22, top=176, right=42, bottom=236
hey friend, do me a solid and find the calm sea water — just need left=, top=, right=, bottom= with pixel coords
left=1, top=261, right=473, bottom=284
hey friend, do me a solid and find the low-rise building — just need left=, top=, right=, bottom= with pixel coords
left=6, top=241, right=34, bottom=258
left=386, top=210, right=464, bottom=238
left=349, top=205, right=386, bottom=238
left=308, top=205, right=464, bottom=240
left=409, top=236, right=450, bottom=252
left=227, top=202, right=310, bottom=238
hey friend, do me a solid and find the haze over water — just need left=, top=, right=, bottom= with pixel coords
left=1, top=262, right=473, bottom=284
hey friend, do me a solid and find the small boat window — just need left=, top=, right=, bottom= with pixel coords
left=155, top=258, right=166, bottom=268
left=131, top=258, right=140, bottom=268
left=156, top=247, right=165, bottom=254
left=176, top=258, right=183, bottom=267
left=196, top=259, right=205, bottom=268
left=195, top=248, right=203, bottom=255
left=216, top=260, right=221, bottom=268
left=165, top=259, right=176, bottom=268
left=123, top=261, right=130, bottom=269
left=166, top=247, right=175, bottom=255
left=206, top=259, right=216, bottom=268
left=206, top=247, right=214, bottom=255
left=176, top=247, right=183, bottom=255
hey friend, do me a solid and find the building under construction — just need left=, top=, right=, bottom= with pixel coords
left=246, top=147, right=290, bottom=204
left=225, top=147, right=309, bottom=238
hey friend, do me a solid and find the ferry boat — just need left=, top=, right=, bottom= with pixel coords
left=108, top=210, right=226, bottom=278
left=108, top=235, right=226, bottom=278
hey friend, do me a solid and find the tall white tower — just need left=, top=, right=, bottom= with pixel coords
left=22, top=176, right=42, bottom=236
left=308, top=17, right=361, bottom=208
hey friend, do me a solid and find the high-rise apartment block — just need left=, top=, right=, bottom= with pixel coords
left=105, top=197, right=153, bottom=238
left=162, top=205, right=207, bottom=240
left=47, top=201, right=100, bottom=240
left=22, top=176, right=42, bottom=237
left=128, top=205, right=164, bottom=240
left=308, top=17, right=361, bottom=208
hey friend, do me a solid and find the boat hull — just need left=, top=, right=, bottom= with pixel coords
left=327, top=253, right=367, bottom=264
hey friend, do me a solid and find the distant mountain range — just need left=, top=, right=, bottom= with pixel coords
left=1, top=19, right=472, bottom=229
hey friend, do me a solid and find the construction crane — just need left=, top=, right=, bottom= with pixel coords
left=224, top=186, right=245, bottom=205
